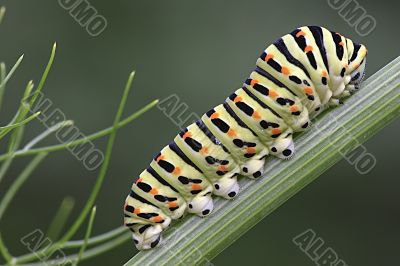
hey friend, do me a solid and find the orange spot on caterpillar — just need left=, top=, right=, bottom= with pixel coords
left=168, top=201, right=178, bottom=208
left=281, top=66, right=290, bottom=75
left=150, top=188, right=158, bottom=195
left=269, top=90, right=278, bottom=97
left=172, top=167, right=181, bottom=176
left=252, top=111, right=261, bottom=119
left=234, top=96, right=242, bottom=103
left=250, top=79, right=259, bottom=87
left=135, top=178, right=143, bottom=184
left=246, top=147, right=256, bottom=154
left=304, top=87, right=313, bottom=94
left=134, top=208, right=140, bottom=214
left=304, top=45, right=313, bottom=53
left=271, top=128, right=281, bottom=135
left=296, top=31, right=305, bottom=37
left=227, top=129, right=237, bottom=137
left=152, top=216, right=163, bottom=223
left=290, top=105, right=299, bottom=112
left=191, top=184, right=202, bottom=190
left=265, top=54, right=274, bottom=62
left=156, top=155, right=165, bottom=162
left=218, top=165, right=228, bottom=171
left=210, top=113, right=219, bottom=119
left=182, top=131, right=192, bottom=139
left=200, top=146, right=209, bottom=155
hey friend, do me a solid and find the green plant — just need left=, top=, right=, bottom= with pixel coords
left=0, top=6, right=158, bottom=265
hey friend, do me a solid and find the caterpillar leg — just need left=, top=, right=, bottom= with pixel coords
left=213, top=175, right=240, bottom=199
left=131, top=224, right=163, bottom=250
left=276, top=140, right=295, bottom=159
left=242, top=157, right=266, bottom=179
left=187, top=193, right=214, bottom=217
left=270, top=133, right=295, bottom=160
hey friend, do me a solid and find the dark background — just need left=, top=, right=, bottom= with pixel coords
left=0, top=0, right=399, bottom=265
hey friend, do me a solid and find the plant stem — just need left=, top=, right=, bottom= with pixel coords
left=46, top=196, right=75, bottom=241
left=22, top=233, right=131, bottom=266
left=0, top=233, right=13, bottom=265
left=22, top=120, right=74, bottom=150
left=74, top=206, right=97, bottom=266
left=0, top=153, right=47, bottom=222
left=14, top=227, right=128, bottom=263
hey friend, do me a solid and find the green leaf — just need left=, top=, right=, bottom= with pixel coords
left=125, top=56, right=400, bottom=266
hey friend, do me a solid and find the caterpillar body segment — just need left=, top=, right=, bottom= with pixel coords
left=123, top=26, right=367, bottom=250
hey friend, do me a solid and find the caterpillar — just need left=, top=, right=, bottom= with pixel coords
left=123, top=26, right=367, bottom=250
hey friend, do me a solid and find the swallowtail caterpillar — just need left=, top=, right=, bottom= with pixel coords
left=123, top=26, right=367, bottom=250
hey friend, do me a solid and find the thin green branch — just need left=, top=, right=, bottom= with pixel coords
left=0, top=233, right=13, bottom=265
left=0, top=99, right=159, bottom=162
left=125, top=57, right=400, bottom=266
left=22, top=233, right=131, bottom=266
left=0, top=63, right=6, bottom=111
left=1, top=42, right=55, bottom=146
left=73, top=206, right=97, bottom=266
left=46, top=197, right=75, bottom=241
left=0, top=112, right=40, bottom=139
left=27, top=43, right=56, bottom=109
left=0, top=121, right=26, bottom=186
left=14, top=227, right=128, bottom=263
left=0, top=158, right=12, bottom=185
left=22, top=120, right=74, bottom=150
left=0, top=6, right=5, bottom=24
left=16, top=71, right=136, bottom=264
left=0, top=153, right=48, bottom=222
left=0, top=54, right=24, bottom=90
left=63, top=227, right=127, bottom=248
left=0, top=153, right=47, bottom=265
left=0, top=57, right=26, bottom=119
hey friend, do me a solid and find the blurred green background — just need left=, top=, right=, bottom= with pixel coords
left=0, top=0, right=399, bottom=265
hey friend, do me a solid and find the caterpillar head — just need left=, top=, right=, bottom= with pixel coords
left=346, top=43, right=368, bottom=93
left=329, top=42, right=367, bottom=106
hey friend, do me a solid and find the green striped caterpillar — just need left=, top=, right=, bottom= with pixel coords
left=123, top=26, right=367, bottom=250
